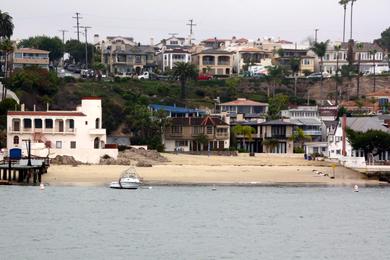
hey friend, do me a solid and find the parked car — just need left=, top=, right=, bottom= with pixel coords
left=197, top=74, right=213, bottom=81
left=306, top=72, right=331, bottom=79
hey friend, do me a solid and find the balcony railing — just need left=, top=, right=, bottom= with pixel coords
left=303, top=130, right=322, bottom=136
left=218, top=61, right=230, bottom=65
left=9, top=127, right=77, bottom=134
left=202, top=61, right=215, bottom=65
left=88, top=128, right=106, bottom=135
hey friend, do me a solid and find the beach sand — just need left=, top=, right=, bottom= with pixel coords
left=44, top=153, right=382, bottom=187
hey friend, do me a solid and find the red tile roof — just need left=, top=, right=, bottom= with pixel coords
left=220, top=98, right=268, bottom=106
left=82, top=96, right=102, bottom=100
left=8, top=111, right=86, bottom=117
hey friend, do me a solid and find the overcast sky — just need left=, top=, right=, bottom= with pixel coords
left=2, top=0, right=389, bottom=44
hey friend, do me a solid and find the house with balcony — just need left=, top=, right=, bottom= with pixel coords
left=7, top=97, right=118, bottom=164
left=192, top=49, right=234, bottom=76
left=12, top=48, right=50, bottom=70
left=149, top=104, right=205, bottom=118
left=233, top=47, right=272, bottom=74
left=259, top=120, right=295, bottom=153
left=163, top=116, right=230, bottom=152
left=275, top=47, right=315, bottom=75
left=322, top=42, right=386, bottom=75
left=101, top=36, right=156, bottom=75
left=157, top=49, right=192, bottom=72
left=217, top=98, right=268, bottom=123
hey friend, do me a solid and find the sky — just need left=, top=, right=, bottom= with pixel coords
left=2, top=0, right=389, bottom=44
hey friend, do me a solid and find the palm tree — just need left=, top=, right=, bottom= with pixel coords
left=172, top=62, right=198, bottom=100
left=355, top=42, right=363, bottom=98
left=232, top=125, right=255, bottom=152
left=0, top=10, right=14, bottom=39
left=339, top=0, right=350, bottom=42
left=289, top=58, right=300, bottom=97
left=0, top=39, right=13, bottom=99
left=289, top=127, right=312, bottom=150
left=334, top=45, right=342, bottom=104
left=266, top=65, right=284, bottom=97
left=310, top=40, right=329, bottom=104
left=369, top=49, right=378, bottom=92
left=350, top=0, right=357, bottom=40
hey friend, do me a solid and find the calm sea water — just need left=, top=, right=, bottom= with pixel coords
left=0, top=186, right=389, bottom=260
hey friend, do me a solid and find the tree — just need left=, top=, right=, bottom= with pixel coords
left=0, top=39, right=14, bottom=99
left=266, top=65, right=284, bottom=97
left=369, top=49, right=378, bottom=92
left=349, top=0, right=357, bottom=40
left=310, top=40, right=329, bottom=104
left=232, top=125, right=255, bottom=152
left=346, top=128, right=390, bottom=159
left=65, top=39, right=94, bottom=65
left=171, top=62, right=198, bottom=99
left=267, top=94, right=289, bottom=120
left=355, top=42, right=364, bottom=99
left=334, top=45, right=342, bottom=104
left=339, top=0, right=350, bottom=42
left=18, top=36, right=64, bottom=64
left=0, top=10, right=14, bottom=39
left=262, top=139, right=279, bottom=153
left=289, top=127, right=312, bottom=149
left=194, top=133, right=209, bottom=151
left=289, top=58, right=300, bottom=97
left=375, top=27, right=390, bottom=52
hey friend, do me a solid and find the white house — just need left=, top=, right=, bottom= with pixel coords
left=160, top=49, right=192, bottom=72
left=7, top=97, right=118, bottom=164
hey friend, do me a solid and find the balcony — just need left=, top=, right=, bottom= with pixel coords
left=303, top=130, right=322, bottom=136
left=89, top=129, right=106, bottom=135
left=8, top=127, right=77, bottom=135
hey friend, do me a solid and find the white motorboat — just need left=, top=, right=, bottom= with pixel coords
left=110, top=167, right=141, bottom=189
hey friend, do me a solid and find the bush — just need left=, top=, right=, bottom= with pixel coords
left=294, top=147, right=305, bottom=153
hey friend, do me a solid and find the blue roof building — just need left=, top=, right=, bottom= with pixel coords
left=149, top=104, right=206, bottom=118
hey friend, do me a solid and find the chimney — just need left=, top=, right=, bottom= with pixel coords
left=94, top=34, right=100, bottom=45
left=33, top=105, right=36, bottom=111
left=150, top=37, right=154, bottom=46
left=342, top=115, right=347, bottom=156
left=21, top=104, right=25, bottom=111
left=46, top=103, right=50, bottom=111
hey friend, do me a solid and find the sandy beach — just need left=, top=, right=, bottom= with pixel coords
left=43, top=153, right=383, bottom=187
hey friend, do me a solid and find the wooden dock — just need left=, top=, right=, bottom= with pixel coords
left=0, top=158, right=49, bottom=185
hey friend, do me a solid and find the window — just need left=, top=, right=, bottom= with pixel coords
left=12, top=119, right=21, bottom=131
left=45, top=119, right=53, bottom=129
left=193, top=126, right=203, bottom=135
left=13, top=136, right=19, bottom=145
left=70, top=141, right=76, bottom=149
left=85, top=121, right=88, bottom=125
left=217, top=128, right=227, bottom=135
left=34, top=119, right=42, bottom=129
left=135, top=55, right=141, bottom=63
left=23, top=118, right=32, bottom=129
left=170, top=40, right=178, bottom=45
left=94, top=137, right=100, bottom=149
left=271, top=126, right=286, bottom=137
left=175, top=141, right=188, bottom=147
left=336, top=150, right=341, bottom=155
left=207, top=126, right=213, bottom=134
left=56, top=141, right=62, bottom=149
left=95, top=118, right=100, bottom=129
left=69, top=119, right=75, bottom=129
left=171, top=126, right=182, bottom=134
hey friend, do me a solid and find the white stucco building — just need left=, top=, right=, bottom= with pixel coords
left=7, top=97, right=118, bottom=164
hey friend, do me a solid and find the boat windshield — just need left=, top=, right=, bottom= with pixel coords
left=120, top=167, right=138, bottom=178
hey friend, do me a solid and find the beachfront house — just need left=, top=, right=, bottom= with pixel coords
left=149, top=104, right=205, bottom=118
left=7, top=97, right=118, bottom=164
left=163, top=116, right=230, bottom=152
left=328, top=116, right=389, bottom=166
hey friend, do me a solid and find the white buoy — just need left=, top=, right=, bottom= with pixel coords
left=212, top=185, right=217, bottom=191
left=354, top=185, right=359, bottom=192
left=40, top=183, right=45, bottom=190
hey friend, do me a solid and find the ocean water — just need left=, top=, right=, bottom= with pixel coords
left=0, top=186, right=389, bottom=260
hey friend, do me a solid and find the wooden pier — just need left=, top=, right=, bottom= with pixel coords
left=0, top=158, right=49, bottom=185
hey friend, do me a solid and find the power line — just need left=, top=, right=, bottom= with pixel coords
left=80, top=26, right=92, bottom=69
left=72, top=12, right=82, bottom=41
left=58, top=29, right=68, bottom=44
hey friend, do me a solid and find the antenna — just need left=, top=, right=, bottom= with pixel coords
left=186, top=19, right=197, bottom=45
left=58, top=29, right=68, bottom=44
left=169, top=33, right=178, bottom=38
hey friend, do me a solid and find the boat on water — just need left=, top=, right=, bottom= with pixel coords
left=110, top=167, right=141, bottom=189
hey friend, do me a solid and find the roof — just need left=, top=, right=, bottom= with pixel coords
left=346, top=117, right=388, bottom=132
left=202, top=38, right=230, bottom=43
left=170, top=116, right=228, bottom=126
left=220, top=98, right=268, bottom=107
left=149, top=104, right=205, bottom=114
left=239, top=47, right=264, bottom=53
left=260, top=120, right=296, bottom=126
left=291, top=118, right=322, bottom=126
left=82, top=96, right=102, bottom=100
left=276, top=40, right=293, bottom=44
left=107, top=136, right=131, bottom=146
left=197, top=49, right=233, bottom=55
left=15, top=48, right=49, bottom=54
left=340, top=42, right=384, bottom=52
left=8, top=111, right=86, bottom=117
left=107, top=36, right=134, bottom=41
left=163, top=49, right=190, bottom=54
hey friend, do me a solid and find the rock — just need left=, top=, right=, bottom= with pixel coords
left=51, top=155, right=82, bottom=165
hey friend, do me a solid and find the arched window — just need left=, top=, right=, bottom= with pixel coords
left=95, top=118, right=100, bottom=129
left=94, top=137, right=100, bottom=149
left=13, top=136, right=19, bottom=145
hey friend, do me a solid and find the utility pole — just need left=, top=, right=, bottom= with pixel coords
left=186, top=19, right=197, bottom=45
left=80, top=26, right=91, bottom=69
left=314, top=28, right=319, bottom=43
left=58, top=29, right=68, bottom=44
left=72, top=12, right=82, bottom=41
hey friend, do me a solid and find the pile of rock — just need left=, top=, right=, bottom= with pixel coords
left=51, top=155, right=81, bottom=166
left=100, top=148, right=169, bottom=166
